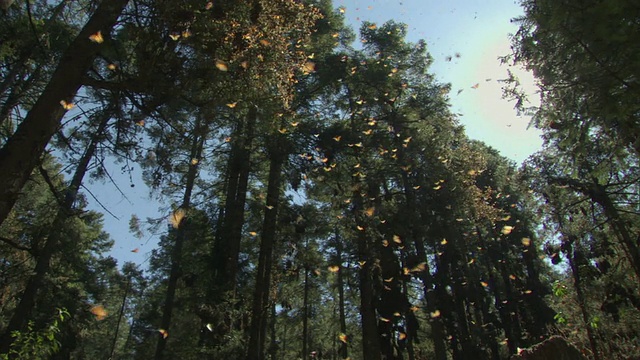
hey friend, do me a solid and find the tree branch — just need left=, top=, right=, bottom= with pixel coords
left=0, top=236, right=32, bottom=252
left=562, top=24, right=635, bottom=91
left=80, top=184, right=120, bottom=220
left=38, top=163, right=65, bottom=207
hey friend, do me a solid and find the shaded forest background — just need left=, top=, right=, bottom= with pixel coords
left=1, top=0, right=639, bottom=359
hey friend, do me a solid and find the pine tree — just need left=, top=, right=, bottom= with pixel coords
left=0, top=0, right=130, bottom=226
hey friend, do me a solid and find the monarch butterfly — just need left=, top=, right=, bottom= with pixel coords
left=89, top=31, right=104, bottom=43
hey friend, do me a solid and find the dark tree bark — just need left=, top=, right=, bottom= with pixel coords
left=268, top=302, right=278, bottom=360
left=387, top=123, right=448, bottom=360
left=0, top=113, right=111, bottom=352
left=449, top=250, right=479, bottom=359
left=352, top=185, right=382, bottom=360
left=0, top=0, right=130, bottom=227
left=499, top=256, right=524, bottom=353
left=460, top=236, right=500, bottom=360
left=110, top=277, right=131, bottom=359
left=548, top=202, right=601, bottom=360
left=358, top=250, right=381, bottom=360
left=478, top=221, right=524, bottom=356
left=564, top=240, right=601, bottom=360
left=205, top=108, right=257, bottom=344
left=218, top=107, right=257, bottom=288
left=335, top=231, right=348, bottom=360
left=225, top=110, right=256, bottom=283
left=247, top=145, right=285, bottom=360
left=154, top=119, right=206, bottom=360
left=401, top=175, right=447, bottom=360
left=402, top=279, right=416, bottom=360
left=302, top=266, right=310, bottom=360
left=520, top=231, right=555, bottom=342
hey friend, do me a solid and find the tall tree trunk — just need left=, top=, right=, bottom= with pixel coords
left=206, top=108, right=256, bottom=344
left=0, top=0, right=130, bottom=227
left=436, top=261, right=462, bottom=359
left=302, top=266, right=310, bottom=360
left=0, top=113, right=111, bottom=352
left=282, top=321, right=287, bottom=358
left=109, top=277, right=131, bottom=359
left=481, top=222, right=523, bottom=356
left=214, top=107, right=257, bottom=288
left=551, top=203, right=601, bottom=360
left=335, top=232, right=348, bottom=360
left=520, top=230, right=554, bottom=342
left=565, top=240, right=601, bottom=360
left=123, top=318, right=136, bottom=353
left=402, top=280, right=416, bottom=360
left=341, top=92, right=381, bottom=360
left=491, top=247, right=522, bottom=355
left=472, top=228, right=502, bottom=360
left=247, top=146, right=285, bottom=360
left=269, top=302, right=278, bottom=360
left=225, top=108, right=256, bottom=284
left=352, top=185, right=382, bottom=360
left=499, top=257, right=523, bottom=353
left=154, top=120, right=206, bottom=360
left=460, top=242, right=498, bottom=360
left=401, top=174, right=447, bottom=360
left=358, top=253, right=381, bottom=360
left=206, top=108, right=256, bottom=342
left=450, top=253, right=478, bottom=359
left=390, top=126, right=448, bottom=360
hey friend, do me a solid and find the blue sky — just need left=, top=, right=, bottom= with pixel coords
left=336, top=0, right=541, bottom=161
left=85, top=0, right=542, bottom=267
